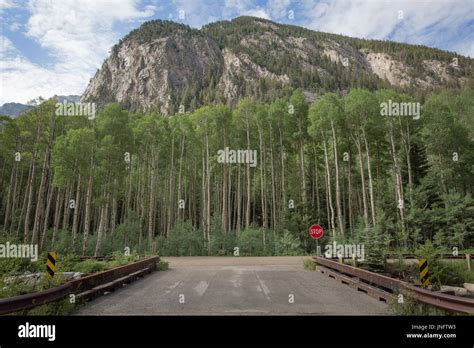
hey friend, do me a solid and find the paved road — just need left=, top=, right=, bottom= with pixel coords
left=76, top=256, right=388, bottom=315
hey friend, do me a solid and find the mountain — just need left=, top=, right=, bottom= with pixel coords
left=52, top=95, right=81, bottom=104
left=82, top=16, right=474, bottom=115
left=0, top=95, right=81, bottom=118
left=0, top=103, right=33, bottom=117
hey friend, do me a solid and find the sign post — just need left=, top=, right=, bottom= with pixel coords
left=309, top=224, right=324, bottom=256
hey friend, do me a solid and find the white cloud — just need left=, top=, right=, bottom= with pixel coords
left=454, top=42, right=474, bottom=58
left=243, top=8, right=270, bottom=20
left=171, top=0, right=220, bottom=27
left=0, top=36, right=16, bottom=56
left=0, top=0, right=18, bottom=11
left=224, top=0, right=256, bottom=13
left=266, top=0, right=292, bottom=19
left=0, top=0, right=155, bottom=104
left=1, top=0, right=472, bottom=104
left=8, top=21, right=21, bottom=31
left=297, top=0, right=474, bottom=56
left=1, top=54, right=86, bottom=104
left=223, top=0, right=269, bottom=21
left=171, top=0, right=270, bottom=27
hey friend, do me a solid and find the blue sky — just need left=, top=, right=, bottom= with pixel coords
left=1, top=0, right=473, bottom=104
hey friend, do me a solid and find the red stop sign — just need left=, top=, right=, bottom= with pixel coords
left=309, top=224, right=324, bottom=239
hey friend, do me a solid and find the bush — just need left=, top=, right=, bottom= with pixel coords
left=415, top=240, right=443, bottom=288
left=276, top=230, right=301, bottom=256
left=303, top=258, right=316, bottom=270
left=56, top=253, right=80, bottom=272
left=106, top=251, right=140, bottom=268
left=74, top=259, right=105, bottom=274
left=437, top=260, right=474, bottom=286
left=54, top=229, right=82, bottom=255
left=157, top=260, right=169, bottom=271
left=100, top=214, right=142, bottom=255
left=26, top=298, right=76, bottom=315
left=158, top=220, right=204, bottom=256
left=238, top=228, right=265, bottom=256
left=389, top=294, right=452, bottom=315
left=0, top=278, right=31, bottom=298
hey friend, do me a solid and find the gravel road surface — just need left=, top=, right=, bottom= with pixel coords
left=76, top=256, right=388, bottom=315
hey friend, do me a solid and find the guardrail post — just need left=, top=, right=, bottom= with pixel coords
left=467, top=254, right=471, bottom=272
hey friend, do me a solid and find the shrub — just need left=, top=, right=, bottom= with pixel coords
left=106, top=251, right=140, bottom=268
left=303, top=258, right=316, bottom=270
left=0, top=257, right=43, bottom=276
left=158, top=220, right=204, bottom=256
left=74, top=259, right=105, bottom=274
left=157, top=260, right=169, bottom=271
left=238, top=228, right=265, bottom=256
left=276, top=230, right=301, bottom=256
left=389, top=293, right=452, bottom=315
left=437, top=260, right=474, bottom=286
left=26, top=298, right=76, bottom=315
left=56, top=253, right=80, bottom=272
left=415, top=240, right=443, bottom=289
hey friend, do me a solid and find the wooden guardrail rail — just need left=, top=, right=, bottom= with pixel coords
left=0, top=256, right=159, bottom=315
left=312, top=256, right=474, bottom=314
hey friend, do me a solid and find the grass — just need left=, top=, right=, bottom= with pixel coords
left=157, top=260, right=169, bottom=271
left=436, top=260, right=474, bottom=286
left=23, top=298, right=76, bottom=316
left=385, top=258, right=473, bottom=287
left=303, top=258, right=316, bottom=271
left=389, top=293, right=459, bottom=316
left=0, top=252, right=149, bottom=301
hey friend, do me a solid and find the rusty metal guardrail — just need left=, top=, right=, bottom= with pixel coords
left=386, top=253, right=468, bottom=260
left=0, top=256, right=159, bottom=315
left=69, top=256, right=158, bottom=293
left=313, top=256, right=474, bottom=314
left=78, top=255, right=114, bottom=261
left=314, top=256, right=403, bottom=291
left=0, top=282, right=73, bottom=315
left=400, top=283, right=474, bottom=314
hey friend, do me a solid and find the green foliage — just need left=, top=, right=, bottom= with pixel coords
left=0, top=278, right=29, bottom=298
left=389, top=294, right=453, bottom=316
left=303, top=258, right=316, bottom=271
left=238, top=228, right=265, bottom=256
left=156, top=260, right=169, bottom=271
left=54, top=230, right=82, bottom=255
left=117, top=20, right=197, bottom=47
left=25, top=298, right=76, bottom=316
left=0, top=258, right=43, bottom=276
left=1, top=79, right=473, bottom=263
left=106, top=252, right=141, bottom=268
left=437, top=260, right=474, bottom=286
left=157, top=221, right=205, bottom=256
left=276, top=230, right=301, bottom=256
left=56, top=253, right=80, bottom=272
left=35, top=272, right=65, bottom=291
left=414, top=240, right=441, bottom=284
left=73, top=259, right=105, bottom=274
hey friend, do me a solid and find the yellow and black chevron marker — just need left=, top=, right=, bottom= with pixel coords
left=419, top=258, right=430, bottom=287
left=46, top=251, right=57, bottom=279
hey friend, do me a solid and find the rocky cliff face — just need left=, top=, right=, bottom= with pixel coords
left=82, top=16, right=473, bottom=114
left=82, top=23, right=222, bottom=114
